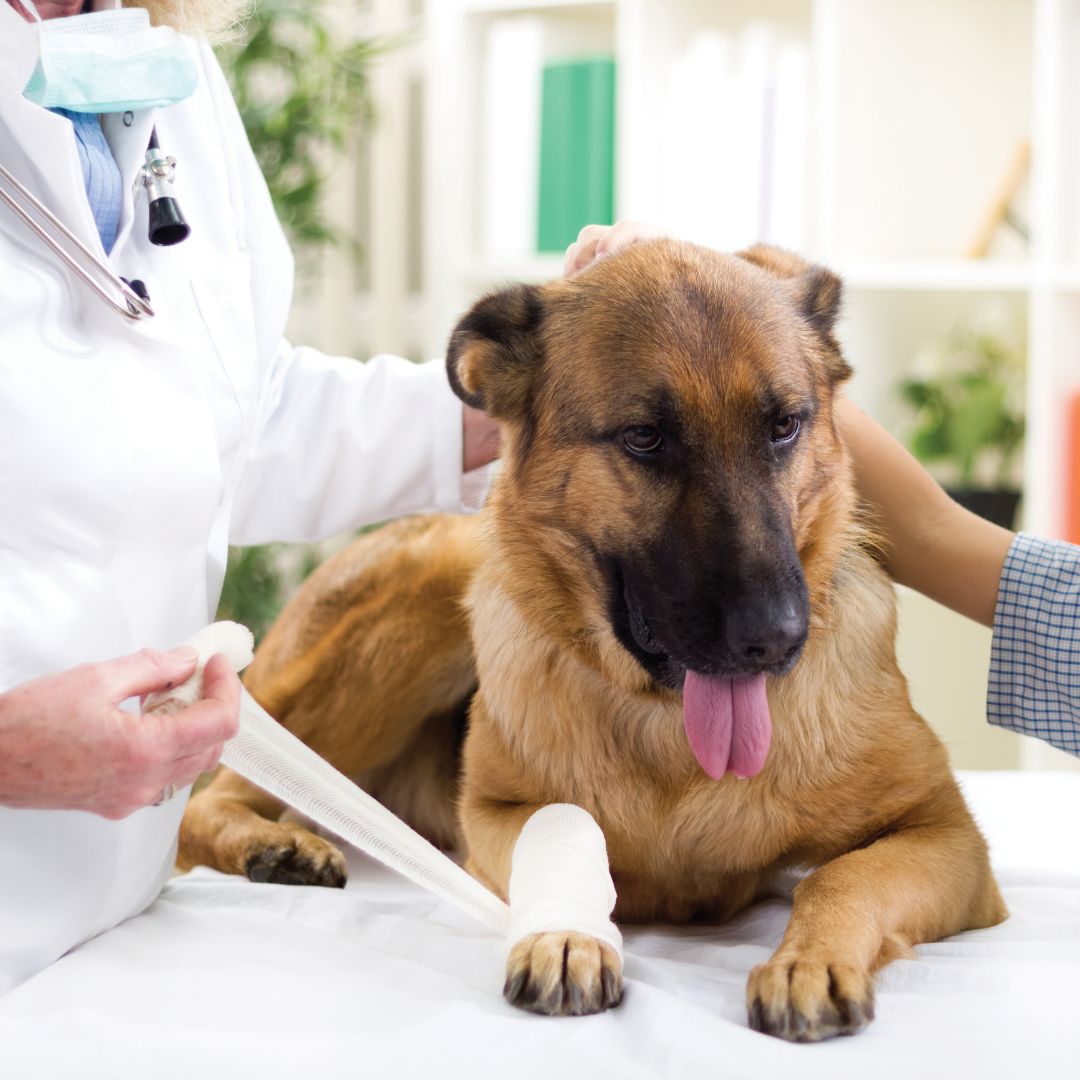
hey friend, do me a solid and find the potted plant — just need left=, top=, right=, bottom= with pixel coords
left=899, top=322, right=1026, bottom=529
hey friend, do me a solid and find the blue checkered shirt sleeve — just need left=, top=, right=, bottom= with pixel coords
left=988, top=532, right=1080, bottom=755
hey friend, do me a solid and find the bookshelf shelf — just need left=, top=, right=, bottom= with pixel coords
left=841, top=261, right=1036, bottom=293
left=463, top=255, right=568, bottom=284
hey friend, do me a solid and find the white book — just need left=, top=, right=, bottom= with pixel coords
left=663, top=25, right=782, bottom=254
left=480, top=17, right=544, bottom=260
left=733, top=22, right=773, bottom=251
left=765, top=42, right=809, bottom=250
left=662, top=32, right=733, bottom=251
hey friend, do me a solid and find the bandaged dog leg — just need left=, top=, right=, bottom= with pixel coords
left=504, top=804, right=623, bottom=1014
left=148, top=621, right=512, bottom=934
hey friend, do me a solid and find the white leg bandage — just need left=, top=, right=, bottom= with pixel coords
left=508, top=804, right=623, bottom=957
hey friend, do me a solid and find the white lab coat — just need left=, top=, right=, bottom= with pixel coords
left=0, top=7, right=469, bottom=994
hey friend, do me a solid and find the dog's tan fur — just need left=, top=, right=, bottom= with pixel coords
left=180, top=241, right=1006, bottom=1041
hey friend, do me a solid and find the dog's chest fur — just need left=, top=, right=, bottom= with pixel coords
left=464, top=544, right=937, bottom=924
left=465, top=568, right=915, bottom=921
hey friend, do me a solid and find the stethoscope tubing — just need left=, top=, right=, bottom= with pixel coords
left=0, top=159, right=154, bottom=322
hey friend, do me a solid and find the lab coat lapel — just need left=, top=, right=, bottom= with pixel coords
left=0, top=4, right=110, bottom=257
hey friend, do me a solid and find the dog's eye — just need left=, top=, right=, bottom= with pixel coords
left=623, top=426, right=664, bottom=455
left=771, top=415, right=801, bottom=444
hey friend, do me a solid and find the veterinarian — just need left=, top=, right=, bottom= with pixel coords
left=0, top=0, right=500, bottom=994
left=568, top=223, right=1080, bottom=762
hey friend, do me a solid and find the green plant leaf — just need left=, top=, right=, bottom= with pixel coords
left=899, top=323, right=1026, bottom=488
left=215, top=0, right=392, bottom=258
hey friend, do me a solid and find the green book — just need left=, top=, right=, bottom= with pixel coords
left=537, top=57, right=616, bottom=253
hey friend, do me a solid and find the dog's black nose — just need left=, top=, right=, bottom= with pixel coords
left=726, top=601, right=807, bottom=669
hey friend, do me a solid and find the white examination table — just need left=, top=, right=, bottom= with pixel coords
left=1, top=771, right=1077, bottom=1079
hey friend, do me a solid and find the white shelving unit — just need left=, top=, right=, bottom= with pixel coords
left=420, top=0, right=1080, bottom=770
left=424, top=0, right=1080, bottom=528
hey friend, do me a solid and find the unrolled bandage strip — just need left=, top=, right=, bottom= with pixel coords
left=148, top=622, right=623, bottom=966
left=508, top=804, right=623, bottom=957
left=144, top=621, right=511, bottom=934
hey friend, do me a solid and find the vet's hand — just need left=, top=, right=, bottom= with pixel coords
left=0, top=648, right=241, bottom=819
left=463, top=402, right=500, bottom=472
left=563, top=220, right=667, bottom=277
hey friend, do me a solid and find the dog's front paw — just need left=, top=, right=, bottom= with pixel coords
left=504, top=932, right=623, bottom=1016
left=747, top=954, right=874, bottom=1042
left=243, top=823, right=347, bottom=888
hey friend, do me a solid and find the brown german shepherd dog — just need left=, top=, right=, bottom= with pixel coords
left=179, top=240, right=1006, bottom=1042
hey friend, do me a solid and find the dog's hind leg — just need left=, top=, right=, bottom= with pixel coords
left=178, top=515, right=482, bottom=885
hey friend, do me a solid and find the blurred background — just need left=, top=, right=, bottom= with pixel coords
left=215, top=0, right=1080, bottom=773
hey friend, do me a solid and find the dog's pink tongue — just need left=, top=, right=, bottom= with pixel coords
left=682, top=672, right=772, bottom=779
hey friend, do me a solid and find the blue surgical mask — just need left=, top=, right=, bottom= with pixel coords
left=21, top=1, right=197, bottom=114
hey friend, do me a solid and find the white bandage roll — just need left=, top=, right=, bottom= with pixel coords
left=143, top=621, right=255, bottom=715
left=507, top=803, right=623, bottom=957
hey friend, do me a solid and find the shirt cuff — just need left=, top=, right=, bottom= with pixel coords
left=987, top=532, right=1080, bottom=755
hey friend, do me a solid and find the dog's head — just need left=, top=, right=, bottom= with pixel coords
left=447, top=240, right=854, bottom=778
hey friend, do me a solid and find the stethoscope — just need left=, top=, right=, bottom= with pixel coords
left=0, top=126, right=189, bottom=322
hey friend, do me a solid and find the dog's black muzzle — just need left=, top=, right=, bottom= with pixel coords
left=602, top=552, right=809, bottom=689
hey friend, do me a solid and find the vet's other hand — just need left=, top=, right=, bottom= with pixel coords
left=463, top=402, right=500, bottom=472
left=563, top=220, right=666, bottom=277
left=0, top=648, right=241, bottom=819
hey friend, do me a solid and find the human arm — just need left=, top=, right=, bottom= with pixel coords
left=227, top=347, right=494, bottom=544
left=834, top=396, right=1014, bottom=627
left=0, top=648, right=240, bottom=819
left=187, top=45, right=493, bottom=544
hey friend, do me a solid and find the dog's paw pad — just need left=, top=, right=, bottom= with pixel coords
left=504, top=932, right=622, bottom=1017
left=747, top=956, right=874, bottom=1042
left=244, top=831, right=347, bottom=888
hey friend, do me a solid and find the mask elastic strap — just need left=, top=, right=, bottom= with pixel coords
left=16, top=0, right=43, bottom=23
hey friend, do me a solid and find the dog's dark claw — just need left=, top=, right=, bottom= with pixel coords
left=503, top=968, right=528, bottom=1005
left=600, top=964, right=622, bottom=1009
left=748, top=997, right=765, bottom=1033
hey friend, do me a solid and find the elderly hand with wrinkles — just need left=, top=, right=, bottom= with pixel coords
left=0, top=648, right=240, bottom=818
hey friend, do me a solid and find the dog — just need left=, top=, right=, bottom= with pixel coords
left=179, top=240, right=1007, bottom=1042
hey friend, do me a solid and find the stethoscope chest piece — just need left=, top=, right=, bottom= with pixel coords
left=140, top=128, right=190, bottom=247
left=0, top=126, right=192, bottom=322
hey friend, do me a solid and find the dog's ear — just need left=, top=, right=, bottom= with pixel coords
left=737, top=243, right=850, bottom=381
left=446, top=284, right=545, bottom=420
left=737, top=243, right=842, bottom=334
